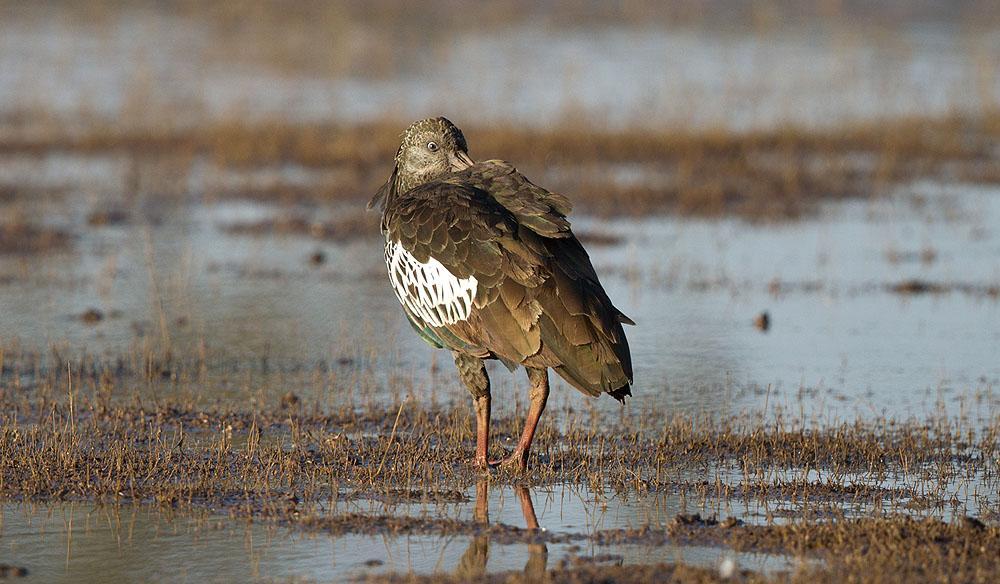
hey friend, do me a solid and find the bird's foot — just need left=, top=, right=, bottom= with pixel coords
left=487, top=451, right=528, bottom=473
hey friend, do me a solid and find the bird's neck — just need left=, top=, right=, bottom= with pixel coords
left=395, top=162, right=455, bottom=196
left=394, top=173, right=419, bottom=196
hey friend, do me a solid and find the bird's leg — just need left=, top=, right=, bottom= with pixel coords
left=497, top=368, right=549, bottom=472
left=453, top=353, right=492, bottom=469
left=474, top=392, right=491, bottom=469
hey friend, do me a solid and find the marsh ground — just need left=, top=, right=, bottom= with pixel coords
left=1, top=2, right=1000, bottom=582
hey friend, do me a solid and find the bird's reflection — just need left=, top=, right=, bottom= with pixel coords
left=455, top=480, right=548, bottom=580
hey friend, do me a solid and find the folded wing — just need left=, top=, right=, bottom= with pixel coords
left=382, top=162, right=634, bottom=400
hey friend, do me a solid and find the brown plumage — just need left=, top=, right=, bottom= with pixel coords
left=370, top=117, right=634, bottom=471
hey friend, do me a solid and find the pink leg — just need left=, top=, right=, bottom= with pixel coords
left=453, top=353, right=492, bottom=469
left=495, top=368, right=549, bottom=472
left=474, top=394, right=491, bottom=469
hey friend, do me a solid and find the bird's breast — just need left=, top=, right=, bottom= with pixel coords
left=384, top=240, right=478, bottom=327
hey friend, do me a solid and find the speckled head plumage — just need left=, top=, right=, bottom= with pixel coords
left=369, top=117, right=475, bottom=212
left=396, top=117, right=469, bottom=165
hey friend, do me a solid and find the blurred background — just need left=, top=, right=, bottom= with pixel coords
left=2, top=1, right=999, bottom=129
left=0, top=0, right=999, bottom=422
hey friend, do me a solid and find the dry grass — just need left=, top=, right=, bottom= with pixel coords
left=2, top=111, right=998, bottom=220
left=0, top=223, right=73, bottom=255
left=1, top=355, right=997, bottom=507
left=219, top=211, right=376, bottom=242
left=656, top=514, right=1000, bottom=584
left=0, top=349, right=997, bottom=582
left=10, top=1, right=998, bottom=42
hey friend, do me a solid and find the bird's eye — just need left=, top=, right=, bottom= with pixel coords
left=426, top=141, right=439, bottom=152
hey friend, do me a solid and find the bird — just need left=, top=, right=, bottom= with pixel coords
left=369, top=117, right=634, bottom=471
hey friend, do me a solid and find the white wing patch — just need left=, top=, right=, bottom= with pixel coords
left=385, top=240, right=478, bottom=327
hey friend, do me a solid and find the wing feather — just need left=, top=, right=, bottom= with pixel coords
left=381, top=163, right=633, bottom=398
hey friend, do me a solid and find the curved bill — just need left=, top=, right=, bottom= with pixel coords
left=450, top=150, right=475, bottom=171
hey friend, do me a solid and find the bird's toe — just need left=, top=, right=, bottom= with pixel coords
left=489, top=452, right=528, bottom=473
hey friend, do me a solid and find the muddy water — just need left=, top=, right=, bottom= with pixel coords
left=0, top=482, right=799, bottom=583
left=1, top=160, right=997, bottom=581
left=1, top=155, right=998, bottom=422
left=1, top=8, right=998, bottom=582
left=1, top=5, right=997, bottom=422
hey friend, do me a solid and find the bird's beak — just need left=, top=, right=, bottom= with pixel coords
left=450, top=150, right=475, bottom=171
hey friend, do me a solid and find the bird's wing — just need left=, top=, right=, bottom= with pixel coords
left=463, top=161, right=634, bottom=325
left=384, top=172, right=633, bottom=398
left=467, top=162, right=634, bottom=394
left=383, top=181, right=547, bottom=363
left=456, top=160, right=573, bottom=239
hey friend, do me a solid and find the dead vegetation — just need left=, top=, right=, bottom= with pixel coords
left=0, top=564, right=28, bottom=579
left=219, top=211, right=376, bottom=242
left=660, top=514, right=1000, bottom=584
left=0, top=223, right=72, bottom=255
left=86, top=207, right=130, bottom=227
left=1, top=354, right=997, bottom=509
left=365, top=561, right=772, bottom=583
left=1, top=110, right=998, bottom=220
left=888, top=279, right=1000, bottom=298
left=0, top=347, right=997, bottom=582
left=352, top=514, right=1000, bottom=583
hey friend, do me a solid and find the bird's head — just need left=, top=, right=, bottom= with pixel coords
left=369, top=117, right=475, bottom=211
left=396, top=117, right=475, bottom=189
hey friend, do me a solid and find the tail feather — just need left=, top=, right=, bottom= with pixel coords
left=608, top=384, right=632, bottom=403
left=537, top=305, right=632, bottom=399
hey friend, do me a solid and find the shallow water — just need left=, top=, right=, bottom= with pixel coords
left=0, top=482, right=801, bottom=583
left=1, top=155, right=997, bottom=422
left=4, top=169, right=997, bottom=584
left=1, top=6, right=998, bottom=581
